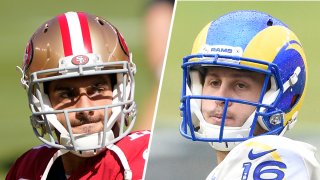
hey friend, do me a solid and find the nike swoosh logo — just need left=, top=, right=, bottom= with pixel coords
left=248, top=148, right=277, bottom=160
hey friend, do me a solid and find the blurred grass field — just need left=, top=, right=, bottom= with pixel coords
left=153, top=0, right=320, bottom=163
left=0, top=0, right=157, bottom=178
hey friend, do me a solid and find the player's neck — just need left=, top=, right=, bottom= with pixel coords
left=216, top=151, right=229, bottom=164
left=61, top=152, right=88, bottom=175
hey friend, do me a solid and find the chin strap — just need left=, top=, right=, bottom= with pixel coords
left=41, top=149, right=69, bottom=180
left=279, top=111, right=299, bottom=136
left=107, top=144, right=132, bottom=180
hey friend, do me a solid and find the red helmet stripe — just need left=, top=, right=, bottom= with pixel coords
left=77, top=12, right=93, bottom=53
left=57, top=14, right=73, bottom=56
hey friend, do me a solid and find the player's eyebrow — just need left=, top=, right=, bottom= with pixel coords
left=52, top=78, right=111, bottom=92
left=207, top=70, right=253, bottom=77
left=53, top=86, right=73, bottom=92
left=206, top=69, right=264, bottom=83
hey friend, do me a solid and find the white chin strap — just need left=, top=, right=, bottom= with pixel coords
left=60, top=131, right=115, bottom=157
left=197, top=109, right=255, bottom=151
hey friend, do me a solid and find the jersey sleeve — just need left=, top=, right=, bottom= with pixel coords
left=207, top=135, right=320, bottom=180
left=6, top=145, right=57, bottom=180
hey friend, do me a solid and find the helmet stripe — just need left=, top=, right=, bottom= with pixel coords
left=59, top=12, right=93, bottom=56
left=77, top=12, right=93, bottom=54
left=191, top=22, right=211, bottom=54
left=57, top=14, right=73, bottom=56
left=65, top=12, right=86, bottom=55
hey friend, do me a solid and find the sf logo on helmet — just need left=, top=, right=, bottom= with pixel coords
left=23, top=40, right=34, bottom=71
left=71, top=55, right=89, bottom=65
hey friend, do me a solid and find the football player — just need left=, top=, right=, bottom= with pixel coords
left=180, top=10, right=320, bottom=179
left=6, top=12, right=150, bottom=180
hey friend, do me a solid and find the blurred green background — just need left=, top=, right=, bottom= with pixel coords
left=0, top=0, right=158, bottom=178
left=150, top=1, right=320, bottom=177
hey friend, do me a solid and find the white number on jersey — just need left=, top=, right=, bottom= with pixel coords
left=128, top=130, right=150, bottom=141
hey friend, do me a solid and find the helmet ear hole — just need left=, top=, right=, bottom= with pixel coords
left=96, top=17, right=105, bottom=26
left=43, top=24, right=49, bottom=33
left=267, top=19, right=273, bottom=26
left=290, top=94, right=300, bottom=108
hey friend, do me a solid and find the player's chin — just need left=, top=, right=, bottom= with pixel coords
left=72, top=122, right=104, bottom=134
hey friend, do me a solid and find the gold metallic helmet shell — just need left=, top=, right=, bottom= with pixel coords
left=22, top=11, right=131, bottom=81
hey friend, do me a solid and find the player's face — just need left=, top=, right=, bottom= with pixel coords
left=201, top=67, right=265, bottom=127
left=48, top=75, right=113, bottom=134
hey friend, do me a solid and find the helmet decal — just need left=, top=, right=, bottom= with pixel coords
left=23, top=40, right=33, bottom=71
left=243, top=26, right=302, bottom=63
left=117, top=30, right=130, bottom=57
left=71, top=55, right=90, bottom=65
left=57, top=12, right=93, bottom=56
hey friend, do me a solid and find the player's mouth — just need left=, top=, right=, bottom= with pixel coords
left=207, top=113, right=234, bottom=126
left=71, top=115, right=104, bottom=134
left=72, top=121, right=103, bottom=134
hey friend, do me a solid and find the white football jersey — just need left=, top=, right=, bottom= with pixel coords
left=206, top=135, right=320, bottom=180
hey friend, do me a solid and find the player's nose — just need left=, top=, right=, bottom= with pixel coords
left=214, top=85, right=233, bottom=107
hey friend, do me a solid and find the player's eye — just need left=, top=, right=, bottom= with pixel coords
left=58, top=90, right=76, bottom=99
left=87, top=83, right=110, bottom=97
left=235, top=82, right=247, bottom=89
left=209, top=80, right=221, bottom=88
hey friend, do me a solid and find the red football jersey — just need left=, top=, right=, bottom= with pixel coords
left=6, top=130, right=150, bottom=180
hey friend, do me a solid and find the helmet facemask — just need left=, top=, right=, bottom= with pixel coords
left=180, top=54, right=301, bottom=151
left=19, top=54, right=136, bottom=157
